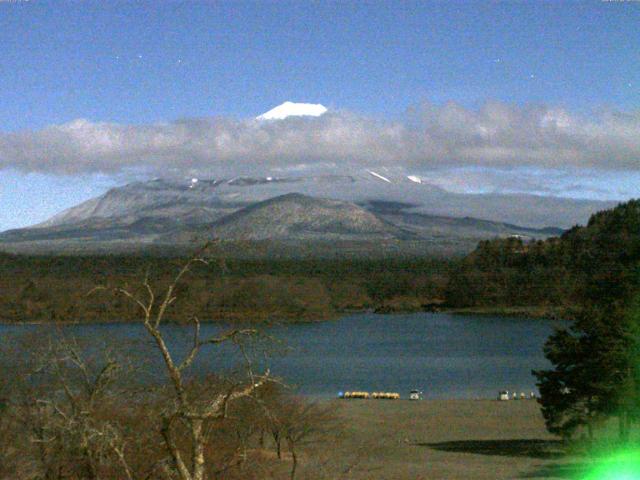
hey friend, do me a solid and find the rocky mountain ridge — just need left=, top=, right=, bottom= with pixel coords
left=0, top=176, right=613, bottom=255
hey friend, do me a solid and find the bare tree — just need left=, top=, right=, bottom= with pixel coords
left=282, top=400, right=327, bottom=480
left=255, top=389, right=336, bottom=480
left=40, top=335, right=134, bottom=480
left=108, top=245, right=271, bottom=480
left=0, top=329, right=145, bottom=480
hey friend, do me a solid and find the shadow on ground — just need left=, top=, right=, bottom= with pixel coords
left=421, top=439, right=565, bottom=459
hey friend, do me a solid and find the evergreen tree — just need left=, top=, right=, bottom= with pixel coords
left=534, top=296, right=640, bottom=441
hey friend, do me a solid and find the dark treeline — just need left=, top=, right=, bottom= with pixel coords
left=444, top=199, right=640, bottom=318
left=0, top=253, right=453, bottom=323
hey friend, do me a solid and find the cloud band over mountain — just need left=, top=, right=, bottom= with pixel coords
left=1, top=102, right=639, bottom=177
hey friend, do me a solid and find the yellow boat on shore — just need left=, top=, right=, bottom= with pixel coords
left=341, top=391, right=400, bottom=399
left=343, top=391, right=370, bottom=399
left=372, top=392, right=400, bottom=400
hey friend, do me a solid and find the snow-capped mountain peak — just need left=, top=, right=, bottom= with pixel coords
left=257, top=101, right=328, bottom=120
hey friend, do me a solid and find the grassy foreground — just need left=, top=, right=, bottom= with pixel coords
left=298, top=399, right=583, bottom=480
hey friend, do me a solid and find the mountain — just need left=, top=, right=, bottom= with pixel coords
left=0, top=175, right=615, bottom=255
left=33, top=174, right=612, bottom=230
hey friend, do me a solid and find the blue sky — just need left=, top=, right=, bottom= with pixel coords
left=0, top=0, right=639, bottom=230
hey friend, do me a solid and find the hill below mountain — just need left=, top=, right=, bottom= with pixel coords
left=199, top=193, right=405, bottom=241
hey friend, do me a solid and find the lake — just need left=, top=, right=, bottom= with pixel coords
left=0, top=313, right=564, bottom=399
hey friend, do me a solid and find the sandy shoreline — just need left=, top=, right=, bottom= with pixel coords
left=300, top=398, right=582, bottom=479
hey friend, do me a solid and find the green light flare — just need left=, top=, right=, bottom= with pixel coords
left=582, top=449, right=640, bottom=480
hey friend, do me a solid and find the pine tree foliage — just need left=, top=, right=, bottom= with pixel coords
left=530, top=200, right=640, bottom=440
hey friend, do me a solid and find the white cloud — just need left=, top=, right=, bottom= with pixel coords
left=1, top=102, right=640, bottom=177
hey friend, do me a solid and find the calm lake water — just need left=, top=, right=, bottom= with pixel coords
left=0, top=313, right=564, bottom=399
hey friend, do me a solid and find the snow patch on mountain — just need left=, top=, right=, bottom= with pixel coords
left=368, top=170, right=392, bottom=183
left=257, top=101, right=328, bottom=120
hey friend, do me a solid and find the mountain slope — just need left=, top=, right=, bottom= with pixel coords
left=204, top=193, right=406, bottom=240
left=0, top=176, right=615, bottom=255
left=37, top=179, right=240, bottom=228
left=31, top=175, right=613, bottom=230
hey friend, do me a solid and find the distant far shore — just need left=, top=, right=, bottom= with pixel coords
left=0, top=305, right=565, bottom=326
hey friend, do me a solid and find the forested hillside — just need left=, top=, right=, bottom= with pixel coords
left=445, top=199, right=640, bottom=317
left=0, top=253, right=451, bottom=323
